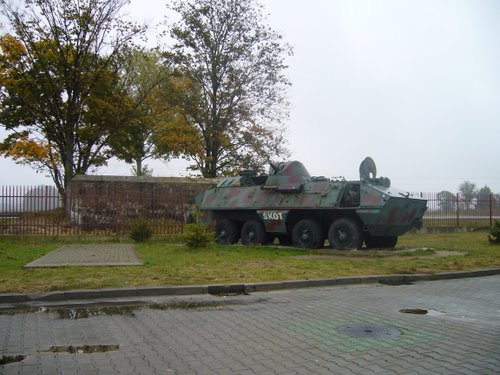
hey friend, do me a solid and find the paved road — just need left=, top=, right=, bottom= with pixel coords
left=1, top=275, right=499, bottom=374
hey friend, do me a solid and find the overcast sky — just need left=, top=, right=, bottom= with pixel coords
left=1, top=0, right=499, bottom=193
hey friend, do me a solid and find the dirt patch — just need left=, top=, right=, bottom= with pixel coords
left=293, top=249, right=465, bottom=260
left=293, top=249, right=388, bottom=260
left=247, top=260, right=279, bottom=267
left=431, top=250, right=466, bottom=257
left=0, top=355, right=25, bottom=365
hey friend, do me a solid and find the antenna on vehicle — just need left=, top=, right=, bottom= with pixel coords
left=269, top=162, right=278, bottom=174
left=359, top=157, right=377, bottom=180
left=268, top=159, right=285, bottom=175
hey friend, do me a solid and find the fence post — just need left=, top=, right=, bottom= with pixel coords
left=490, top=193, right=493, bottom=227
left=44, top=185, right=48, bottom=236
left=456, top=193, right=460, bottom=227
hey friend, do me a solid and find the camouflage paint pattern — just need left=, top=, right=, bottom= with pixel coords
left=200, top=160, right=427, bottom=239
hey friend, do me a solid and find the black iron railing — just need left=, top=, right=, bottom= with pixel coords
left=1, top=185, right=499, bottom=236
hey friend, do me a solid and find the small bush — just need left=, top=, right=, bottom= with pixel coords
left=183, top=223, right=214, bottom=248
left=489, top=220, right=500, bottom=243
left=129, top=218, right=153, bottom=242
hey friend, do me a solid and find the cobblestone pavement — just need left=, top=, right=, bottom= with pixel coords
left=1, top=275, right=499, bottom=374
left=24, top=244, right=142, bottom=268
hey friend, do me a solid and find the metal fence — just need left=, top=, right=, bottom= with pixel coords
left=415, top=192, right=500, bottom=228
left=1, top=185, right=499, bottom=236
left=0, top=185, right=187, bottom=236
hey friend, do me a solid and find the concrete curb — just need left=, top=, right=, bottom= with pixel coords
left=2, top=268, right=499, bottom=304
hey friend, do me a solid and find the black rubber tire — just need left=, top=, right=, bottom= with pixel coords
left=215, top=219, right=239, bottom=244
left=365, top=235, right=398, bottom=249
left=241, top=220, right=270, bottom=245
left=328, top=218, right=363, bottom=250
left=292, top=219, right=324, bottom=249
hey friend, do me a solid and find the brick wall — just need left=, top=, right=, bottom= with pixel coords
left=69, top=175, right=217, bottom=232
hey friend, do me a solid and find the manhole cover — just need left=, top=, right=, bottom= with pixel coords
left=336, top=324, right=401, bottom=338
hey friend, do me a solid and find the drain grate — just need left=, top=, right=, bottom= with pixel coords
left=336, top=324, right=401, bottom=338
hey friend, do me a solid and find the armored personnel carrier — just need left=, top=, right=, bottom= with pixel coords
left=199, top=157, right=427, bottom=249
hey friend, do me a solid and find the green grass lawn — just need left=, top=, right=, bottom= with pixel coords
left=1, top=231, right=499, bottom=293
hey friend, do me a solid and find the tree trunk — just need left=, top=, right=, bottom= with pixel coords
left=136, top=158, right=143, bottom=176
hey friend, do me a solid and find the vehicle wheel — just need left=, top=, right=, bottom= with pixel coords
left=365, top=235, right=398, bottom=249
left=215, top=219, right=239, bottom=244
left=241, top=220, right=270, bottom=245
left=292, top=219, right=324, bottom=249
left=328, top=218, right=363, bottom=250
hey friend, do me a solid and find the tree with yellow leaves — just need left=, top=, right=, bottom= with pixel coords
left=0, top=0, right=145, bottom=204
left=108, top=48, right=200, bottom=176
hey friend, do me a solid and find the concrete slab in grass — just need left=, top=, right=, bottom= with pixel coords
left=24, top=244, right=142, bottom=268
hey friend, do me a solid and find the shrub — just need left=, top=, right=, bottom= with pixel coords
left=129, top=218, right=153, bottom=242
left=489, top=220, right=500, bottom=244
left=183, top=223, right=214, bottom=248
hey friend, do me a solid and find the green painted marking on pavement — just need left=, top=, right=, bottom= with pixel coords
left=286, top=316, right=448, bottom=353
